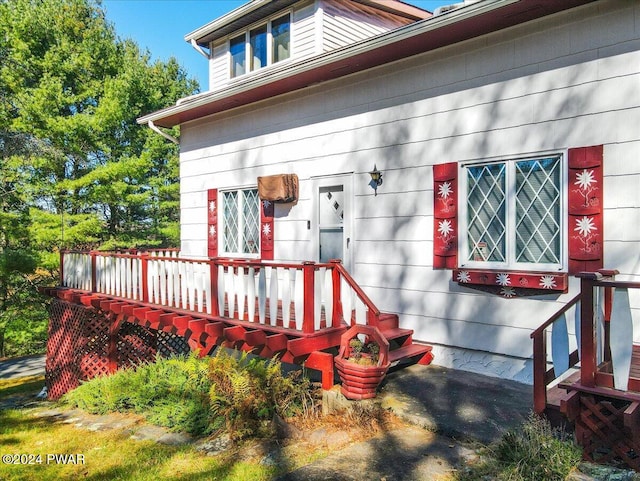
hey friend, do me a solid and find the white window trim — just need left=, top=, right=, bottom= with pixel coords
left=227, top=9, right=293, bottom=79
left=219, top=187, right=261, bottom=259
left=458, top=151, right=568, bottom=272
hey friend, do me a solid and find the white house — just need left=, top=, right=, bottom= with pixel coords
left=138, top=0, right=640, bottom=383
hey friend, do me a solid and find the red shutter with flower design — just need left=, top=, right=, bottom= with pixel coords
left=433, top=162, right=458, bottom=269
left=568, top=145, right=603, bottom=274
left=207, top=189, right=218, bottom=258
left=260, top=200, right=274, bottom=260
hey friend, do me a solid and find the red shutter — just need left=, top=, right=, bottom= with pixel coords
left=260, top=200, right=274, bottom=260
left=433, top=162, right=458, bottom=269
left=207, top=189, right=218, bottom=258
left=568, top=145, right=603, bottom=274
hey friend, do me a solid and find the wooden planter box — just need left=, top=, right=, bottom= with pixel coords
left=335, top=325, right=390, bottom=400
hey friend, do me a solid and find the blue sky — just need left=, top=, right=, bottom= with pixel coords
left=102, top=0, right=450, bottom=91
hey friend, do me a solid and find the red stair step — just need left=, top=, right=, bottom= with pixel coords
left=381, top=327, right=413, bottom=342
left=378, top=313, right=399, bottom=329
left=389, top=344, right=433, bottom=364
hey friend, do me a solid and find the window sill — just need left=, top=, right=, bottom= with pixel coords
left=452, top=269, right=568, bottom=297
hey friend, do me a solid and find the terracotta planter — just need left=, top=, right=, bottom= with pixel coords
left=335, top=325, right=390, bottom=400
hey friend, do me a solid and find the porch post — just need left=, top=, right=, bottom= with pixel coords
left=140, top=252, right=150, bottom=303
left=532, top=330, right=547, bottom=415
left=330, top=259, right=343, bottom=328
left=210, top=258, right=219, bottom=317
left=578, top=272, right=600, bottom=388
left=90, top=251, right=97, bottom=293
left=302, top=261, right=315, bottom=333
left=59, top=250, right=65, bottom=287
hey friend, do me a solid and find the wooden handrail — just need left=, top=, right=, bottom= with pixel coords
left=530, top=293, right=581, bottom=339
left=333, top=261, right=381, bottom=318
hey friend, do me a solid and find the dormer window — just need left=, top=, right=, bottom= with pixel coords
left=229, top=13, right=291, bottom=79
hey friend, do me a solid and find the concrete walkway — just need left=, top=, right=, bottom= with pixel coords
left=0, top=354, right=46, bottom=379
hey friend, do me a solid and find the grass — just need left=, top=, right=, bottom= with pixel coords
left=0, top=376, right=278, bottom=481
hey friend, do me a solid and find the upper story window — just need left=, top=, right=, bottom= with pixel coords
left=222, top=188, right=260, bottom=256
left=459, top=154, right=565, bottom=271
left=229, top=13, right=291, bottom=78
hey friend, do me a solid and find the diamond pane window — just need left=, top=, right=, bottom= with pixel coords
left=515, top=157, right=561, bottom=264
left=461, top=154, right=564, bottom=270
left=242, top=190, right=260, bottom=254
left=222, top=188, right=259, bottom=256
left=467, top=164, right=506, bottom=262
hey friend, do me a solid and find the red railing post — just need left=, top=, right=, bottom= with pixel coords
left=578, top=272, right=600, bottom=388
left=303, top=261, right=316, bottom=333
left=599, top=269, right=619, bottom=364
left=330, top=259, right=343, bottom=328
left=140, top=252, right=150, bottom=303
left=59, top=250, right=65, bottom=287
left=532, top=330, right=547, bottom=414
left=90, top=251, right=97, bottom=293
left=210, top=258, right=219, bottom=317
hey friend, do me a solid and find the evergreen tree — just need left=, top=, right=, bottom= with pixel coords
left=0, top=0, right=198, bottom=356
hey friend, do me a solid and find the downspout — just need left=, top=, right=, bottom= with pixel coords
left=190, top=39, right=210, bottom=59
left=148, top=120, right=178, bottom=145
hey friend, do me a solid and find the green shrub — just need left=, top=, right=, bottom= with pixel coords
left=207, top=350, right=315, bottom=440
left=458, top=413, right=582, bottom=481
left=63, top=350, right=316, bottom=439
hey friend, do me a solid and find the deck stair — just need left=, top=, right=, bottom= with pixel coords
left=376, top=313, right=434, bottom=367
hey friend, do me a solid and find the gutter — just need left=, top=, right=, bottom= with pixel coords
left=139, top=0, right=596, bottom=129
left=139, top=0, right=518, bottom=127
left=148, top=120, right=178, bottom=144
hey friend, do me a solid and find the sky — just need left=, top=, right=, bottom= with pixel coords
left=102, top=0, right=451, bottom=91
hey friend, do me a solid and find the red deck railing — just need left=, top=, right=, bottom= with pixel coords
left=531, top=269, right=640, bottom=414
left=59, top=250, right=381, bottom=335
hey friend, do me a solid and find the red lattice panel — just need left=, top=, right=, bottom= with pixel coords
left=157, top=331, right=190, bottom=357
left=46, top=300, right=110, bottom=399
left=46, top=299, right=193, bottom=400
left=117, top=322, right=157, bottom=368
left=574, top=394, right=640, bottom=471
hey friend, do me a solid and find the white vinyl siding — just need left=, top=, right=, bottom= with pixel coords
left=292, top=1, right=316, bottom=59
left=210, top=40, right=229, bottom=88
left=181, top=0, right=640, bottom=382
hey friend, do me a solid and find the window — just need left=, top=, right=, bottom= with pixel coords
left=250, top=25, right=267, bottom=71
left=460, top=155, right=565, bottom=271
left=229, top=13, right=291, bottom=78
left=230, top=34, right=246, bottom=77
left=271, top=14, right=290, bottom=63
left=222, top=188, right=260, bottom=255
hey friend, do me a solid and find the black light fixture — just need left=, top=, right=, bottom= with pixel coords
left=369, top=164, right=383, bottom=196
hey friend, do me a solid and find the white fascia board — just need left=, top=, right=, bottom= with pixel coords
left=184, top=0, right=272, bottom=43
left=140, top=0, right=519, bottom=126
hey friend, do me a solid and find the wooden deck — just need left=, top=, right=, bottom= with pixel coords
left=44, top=250, right=433, bottom=397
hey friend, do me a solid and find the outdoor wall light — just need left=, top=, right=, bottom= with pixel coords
left=369, top=164, right=383, bottom=196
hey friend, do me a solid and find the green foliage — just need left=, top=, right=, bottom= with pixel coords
left=457, top=414, right=582, bottom=481
left=63, top=352, right=316, bottom=439
left=208, top=350, right=314, bottom=440
left=0, top=0, right=199, bottom=356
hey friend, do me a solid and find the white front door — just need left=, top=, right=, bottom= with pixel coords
left=314, top=175, right=353, bottom=271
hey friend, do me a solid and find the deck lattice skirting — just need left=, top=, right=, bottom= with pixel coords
left=46, top=298, right=189, bottom=399
left=43, top=250, right=433, bottom=399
